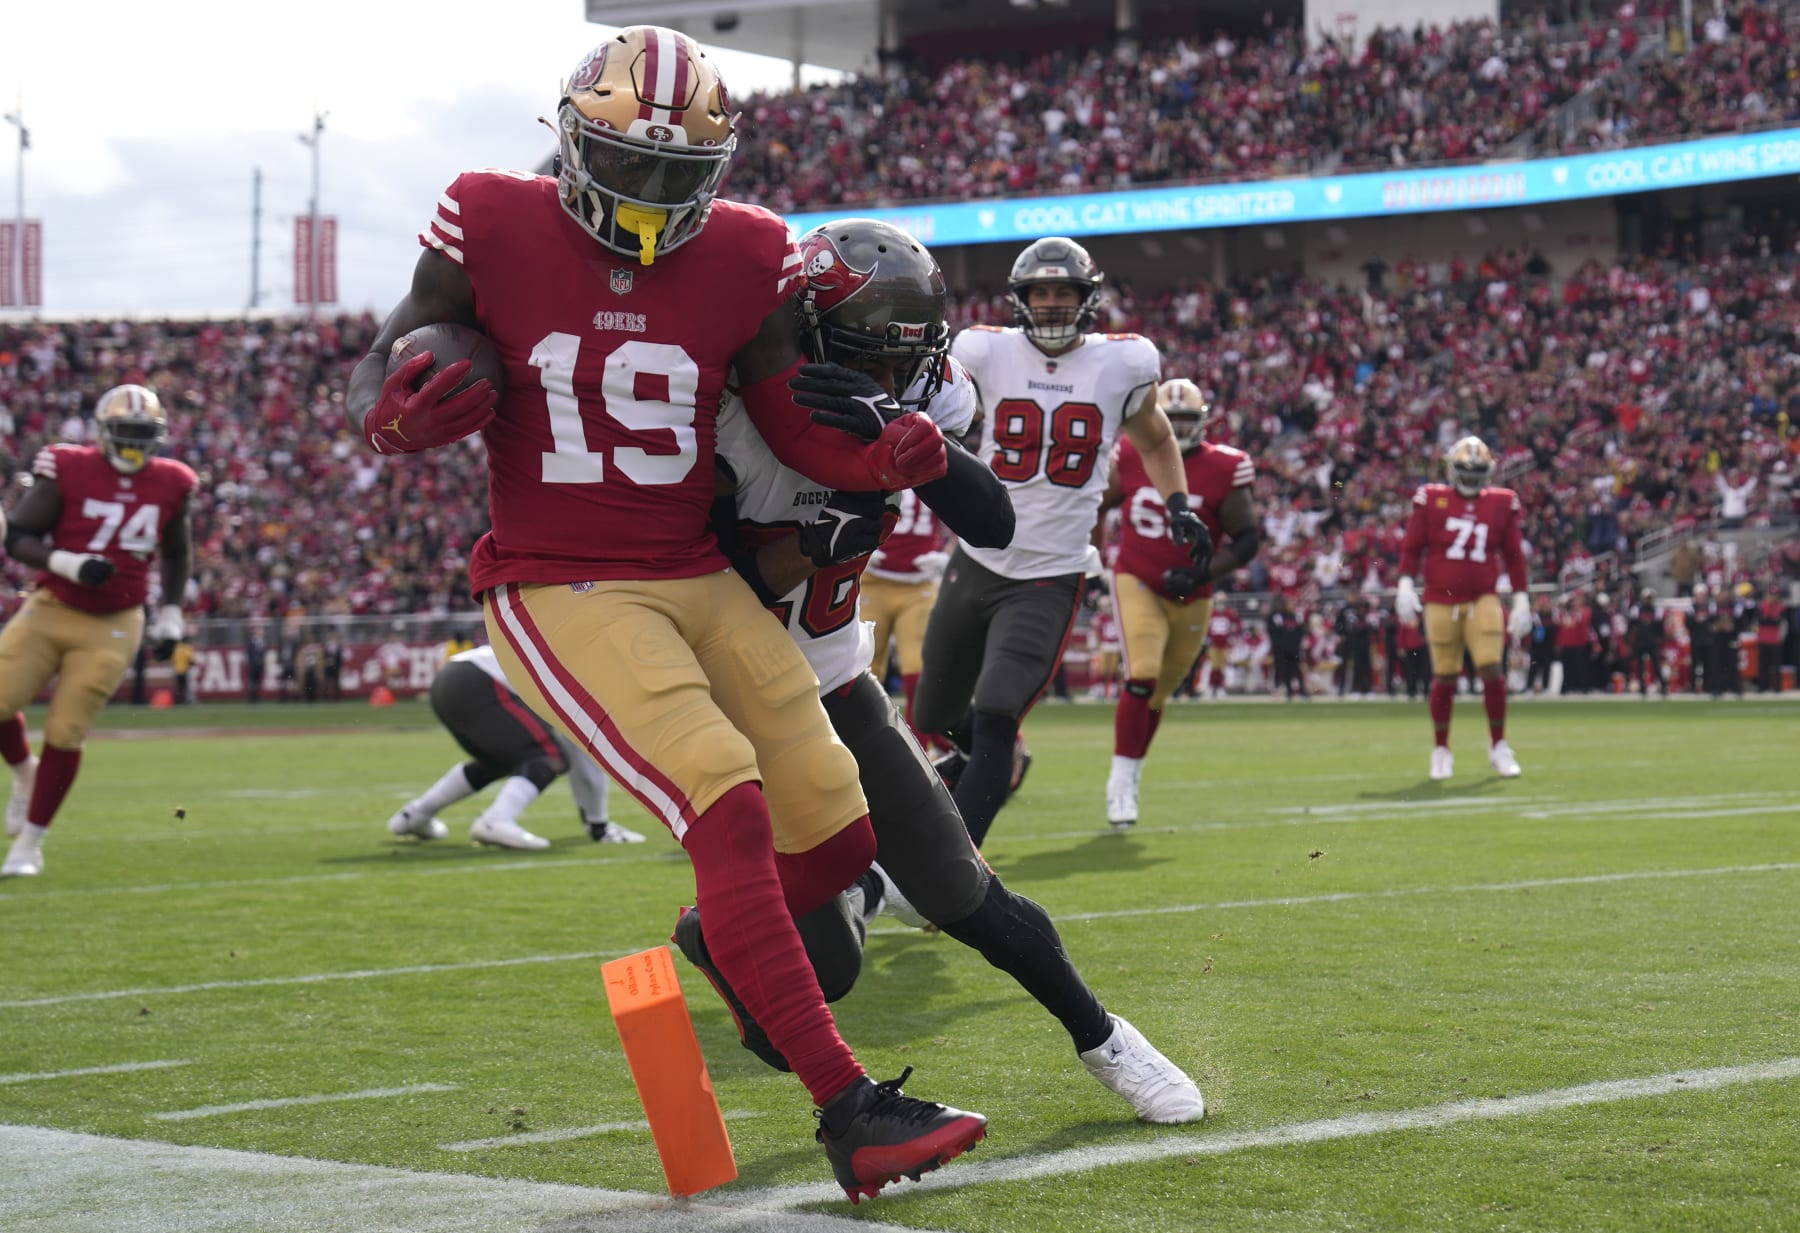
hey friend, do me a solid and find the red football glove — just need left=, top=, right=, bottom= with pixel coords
left=867, top=412, right=947, bottom=489
left=362, top=351, right=498, bottom=455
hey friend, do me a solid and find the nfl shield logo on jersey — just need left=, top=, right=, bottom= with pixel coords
left=610, top=268, right=633, bottom=296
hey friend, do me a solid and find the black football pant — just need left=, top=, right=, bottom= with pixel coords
left=790, top=671, right=1111, bottom=1054
left=1274, top=651, right=1307, bottom=698
left=913, top=548, right=1083, bottom=847
left=429, top=660, right=568, bottom=790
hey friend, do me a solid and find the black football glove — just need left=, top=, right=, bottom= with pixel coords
left=1163, top=567, right=1205, bottom=601
left=789, top=362, right=903, bottom=443
left=797, top=491, right=890, bottom=566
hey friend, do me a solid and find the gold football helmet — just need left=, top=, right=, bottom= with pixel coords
left=554, top=26, right=736, bottom=265
left=1446, top=435, right=1493, bottom=497
left=1157, top=378, right=1210, bottom=451
left=94, top=384, right=168, bottom=474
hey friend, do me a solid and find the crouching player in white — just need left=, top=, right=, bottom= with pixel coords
left=1094, top=379, right=1260, bottom=828
left=387, top=644, right=645, bottom=848
left=675, top=220, right=1205, bottom=1123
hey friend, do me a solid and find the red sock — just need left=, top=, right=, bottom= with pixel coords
left=29, top=744, right=82, bottom=828
left=682, top=783, right=862, bottom=1106
left=774, top=814, right=875, bottom=917
left=1482, top=676, right=1507, bottom=743
left=0, top=713, right=28, bottom=767
left=1114, top=683, right=1156, bottom=757
left=1429, top=680, right=1456, bottom=749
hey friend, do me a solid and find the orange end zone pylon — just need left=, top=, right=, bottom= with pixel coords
left=602, top=944, right=738, bottom=1196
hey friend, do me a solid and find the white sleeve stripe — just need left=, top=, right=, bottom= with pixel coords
left=777, top=272, right=803, bottom=293
left=1233, top=463, right=1255, bottom=486
left=420, top=231, right=465, bottom=264
left=437, top=192, right=460, bottom=216
left=431, top=210, right=464, bottom=241
left=781, top=249, right=803, bottom=266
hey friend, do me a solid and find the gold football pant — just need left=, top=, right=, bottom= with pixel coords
left=0, top=590, right=141, bottom=747
left=1425, top=595, right=1504, bottom=676
left=860, top=574, right=937, bottom=677
left=1114, top=571, right=1212, bottom=709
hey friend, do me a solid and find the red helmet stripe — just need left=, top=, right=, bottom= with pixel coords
left=670, top=33, right=690, bottom=110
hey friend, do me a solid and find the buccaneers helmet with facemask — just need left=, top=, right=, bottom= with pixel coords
left=94, top=384, right=169, bottom=475
left=1157, top=378, right=1210, bottom=451
left=552, top=26, right=735, bottom=265
left=1446, top=435, right=1494, bottom=497
left=1007, top=236, right=1105, bottom=349
left=795, top=219, right=949, bottom=411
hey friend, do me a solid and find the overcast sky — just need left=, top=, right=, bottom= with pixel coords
left=0, top=1, right=834, bottom=317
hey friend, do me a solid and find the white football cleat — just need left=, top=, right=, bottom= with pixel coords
left=1429, top=747, right=1454, bottom=781
left=3, top=828, right=44, bottom=877
left=5, top=755, right=35, bottom=838
left=1488, top=741, right=1522, bottom=778
left=1079, top=1013, right=1205, bottom=1124
left=387, top=805, right=448, bottom=841
left=585, top=819, right=646, bottom=843
left=873, top=862, right=929, bottom=929
left=1105, top=756, right=1142, bottom=830
left=470, top=815, right=551, bottom=851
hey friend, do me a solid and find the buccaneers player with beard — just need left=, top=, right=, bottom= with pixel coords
left=345, top=28, right=984, bottom=1201
left=0, top=385, right=194, bottom=877
left=1395, top=436, right=1532, bottom=781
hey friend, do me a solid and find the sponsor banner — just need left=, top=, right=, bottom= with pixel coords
left=0, top=221, right=13, bottom=306
left=20, top=219, right=41, bottom=306
left=784, top=126, right=1800, bottom=247
left=294, top=216, right=313, bottom=306
left=317, top=216, right=337, bottom=304
left=51, top=640, right=454, bottom=704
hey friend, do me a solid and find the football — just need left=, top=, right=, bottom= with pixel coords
left=386, top=322, right=506, bottom=400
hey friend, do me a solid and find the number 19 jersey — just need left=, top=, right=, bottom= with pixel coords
left=950, top=325, right=1160, bottom=580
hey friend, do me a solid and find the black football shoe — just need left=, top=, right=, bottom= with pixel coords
left=929, top=747, right=968, bottom=792
left=816, top=1066, right=988, bottom=1203
left=670, top=906, right=791, bottom=1072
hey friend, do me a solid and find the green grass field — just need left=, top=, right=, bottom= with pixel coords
left=1, top=696, right=1796, bottom=1233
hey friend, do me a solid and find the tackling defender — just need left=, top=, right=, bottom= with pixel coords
left=0, top=385, right=193, bottom=878
left=1395, top=436, right=1531, bottom=780
left=1096, top=379, right=1259, bottom=827
left=913, top=236, right=1212, bottom=847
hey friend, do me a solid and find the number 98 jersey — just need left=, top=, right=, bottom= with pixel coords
left=950, top=325, right=1160, bottom=581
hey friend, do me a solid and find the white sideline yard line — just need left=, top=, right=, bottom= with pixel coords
left=724, top=1056, right=1800, bottom=1210
left=150, top=1083, right=459, bottom=1122
left=0, top=1059, right=192, bottom=1085
left=7, top=1056, right=1790, bottom=1230
left=437, top=1109, right=765, bottom=1152
left=7, top=860, right=1797, bottom=1012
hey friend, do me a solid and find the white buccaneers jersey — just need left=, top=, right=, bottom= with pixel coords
left=952, top=325, right=1160, bottom=580
left=716, top=357, right=979, bottom=694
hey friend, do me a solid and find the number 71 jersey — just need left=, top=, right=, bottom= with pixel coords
left=950, top=325, right=1160, bottom=580
left=1400, top=483, right=1529, bottom=604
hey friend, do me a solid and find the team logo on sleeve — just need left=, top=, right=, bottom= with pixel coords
left=610, top=268, right=634, bottom=295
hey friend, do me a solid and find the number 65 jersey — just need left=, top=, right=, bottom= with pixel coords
left=1400, top=482, right=1529, bottom=605
left=951, top=325, right=1160, bottom=581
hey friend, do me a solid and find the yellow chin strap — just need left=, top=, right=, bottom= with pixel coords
left=615, top=204, right=669, bottom=265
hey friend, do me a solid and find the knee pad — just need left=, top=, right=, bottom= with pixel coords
left=1124, top=679, right=1154, bottom=698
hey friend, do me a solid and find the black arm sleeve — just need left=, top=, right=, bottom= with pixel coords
left=913, top=439, right=1015, bottom=549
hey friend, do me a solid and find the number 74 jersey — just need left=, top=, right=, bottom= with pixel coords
left=1400, top=483, right=1529, bottom=605
left=950, top=324, right=1161, bottom=581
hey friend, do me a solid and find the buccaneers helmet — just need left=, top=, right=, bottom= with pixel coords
left=795, top=219, right=949, bottom=410
left=1446, top=435, right=1493, bottom=497
left=553, top=26, right=735, bottom=265
left=94, top=384, right=168, bottom=474
left=1158, top=378, right=1210, bottom=451
left=1007, top=236, right=1104, bottom=349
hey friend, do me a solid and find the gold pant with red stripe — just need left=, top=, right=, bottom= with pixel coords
left=1114, top=571, right=1212, bottom=709
left=1425, top=594, right=1505, bottom=676
left=860, top=574, right=937, bottom=676
left=0, top=590, right=142, bottom=748
left=485, top=573, right=866, bottom=854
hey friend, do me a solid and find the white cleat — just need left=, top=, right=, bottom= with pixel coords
left=1105, top=757, right=1142, bottom=830
left=3, top=830, right=44, bottom=877
left=1080, top=1013, right=1205, bottom=1124
left=873, top=862, right=929, bottom=929
left=1488, top=741, right=1522, bottom=778
left=1429, top=747, right=1454, bottom=781
left=387, top=805, right=448, bottom=841
left=5, top=755, right=35, bottom=838
left=470, top=815, right=551, bottom=851
left=586, top=819, right=646, bottom=843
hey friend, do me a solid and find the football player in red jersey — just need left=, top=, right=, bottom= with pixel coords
left=1094, top=379, right=1260, bottom=828
left=0, top=385, right=195, bottom=877
left=861, top=488, right=950, bottom=742
left=1395, top=437, right=1532, bottom=781
left=343, top=29, right=980, bottom=1201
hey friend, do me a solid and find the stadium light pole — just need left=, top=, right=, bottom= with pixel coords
left=298, top=108, right=327, bottom=319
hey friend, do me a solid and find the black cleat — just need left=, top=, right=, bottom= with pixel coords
left=670, top=906, right=791, bottom=1072
left=816, top=1067, right=987, bottom=1204
left=929, top=747, right=967, bottom=792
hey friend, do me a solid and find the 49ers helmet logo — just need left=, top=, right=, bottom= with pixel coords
left=567, top=45, right=609, bottom=93
left=798, top=233, right=873, bottom=313
left=645, top=124, right=674, bottom=142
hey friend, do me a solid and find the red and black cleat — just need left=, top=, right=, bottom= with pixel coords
left=816, top=1067, right=988, bottom=1203
left=670, top=906, right=792, bottom=1072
